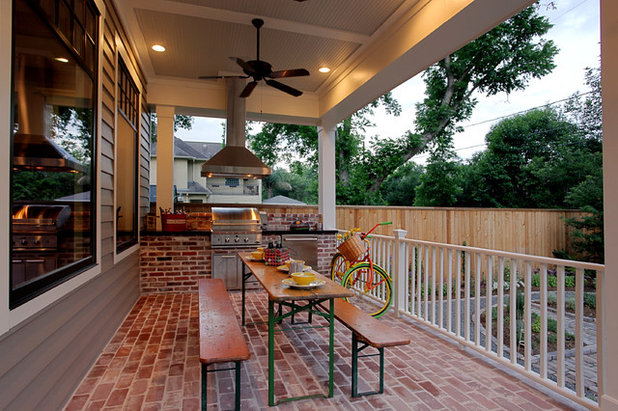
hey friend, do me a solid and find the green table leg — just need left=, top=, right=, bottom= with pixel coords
left=268, top=299, right=275, bottom=406
left=329, top=298, right=334, bottom=398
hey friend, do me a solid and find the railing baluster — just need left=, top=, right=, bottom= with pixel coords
left=410, top=245, right=416, bottom=315
left=575, top=267, right=584, bottom=398
left=557, top=265, right=565, bottom=388
left=486, top=256, right=493, bottom=352
left=424, top=246, right=429, bottom=322
left=465, top=252, right=471, bottom=342
left=497, top=257, right=504, bottom=358
left=456, top=249, right=461, bottom=339
left=417, top=245, right=422, bottom=319
left=540, top=263, right=548, bottom=379
left=447, top=249, right=453, bottom=334
left=524, top=262, right=532, bottom=371
left=431, top=247, right=437, bottom=325
left=475, top=253, right=481, bottom=346
left=510, top=259, right=517, bottom=365
left=439, top=248, right=444, bottom=329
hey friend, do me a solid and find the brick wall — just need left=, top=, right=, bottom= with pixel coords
left=140, top=235, right=210, bottom=293
left=264, top=212, right=321, bottom=231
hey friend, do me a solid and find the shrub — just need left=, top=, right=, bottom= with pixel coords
left=565, top=276, right=575, bottom=288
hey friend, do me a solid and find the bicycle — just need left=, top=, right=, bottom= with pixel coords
left=330, top=222, right=393, bottom=318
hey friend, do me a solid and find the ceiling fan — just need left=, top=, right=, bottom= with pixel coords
left=198, top=18, right=309, bottom=98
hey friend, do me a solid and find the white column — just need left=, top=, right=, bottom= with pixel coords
left=155, top=105, right=175, bottom=230
left=394, top=229, right=408, bottom=317
left=601, top=0, right=618, bottom=409
left=318, top=123, right=336, bottom=230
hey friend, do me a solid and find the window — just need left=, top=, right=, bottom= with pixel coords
left=10, top=0, right=98, bottom=308
left=116, top=58, right=139, bottom=251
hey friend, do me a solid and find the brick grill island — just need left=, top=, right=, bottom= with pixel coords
left=139, top=212, right=338, bottom=293
left=140, top=235, right=211, bottom=293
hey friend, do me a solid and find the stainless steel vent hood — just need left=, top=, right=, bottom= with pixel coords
left=201, top=78, right=271, bottom=178
left=13, top=133, right=88, bottom=173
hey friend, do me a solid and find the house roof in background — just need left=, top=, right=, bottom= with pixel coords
left=152, top=138, right=222, bottom=160
left=263, top=195, right=306, bottom=205
left=177, top=181, right=212, bottom=195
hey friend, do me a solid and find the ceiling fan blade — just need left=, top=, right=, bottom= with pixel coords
left=230, top=57, right=258, bottom=77
left=269, top=68, right=309, bottom=79
left=240, top=81, right=258, bottom=98
left=265, top=79, right=303, bottom=97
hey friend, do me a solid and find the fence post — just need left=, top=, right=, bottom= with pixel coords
left=394, top=229, right=407, bottom=318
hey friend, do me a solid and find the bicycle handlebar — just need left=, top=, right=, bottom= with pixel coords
left=361, top=221, right=392, bottom=239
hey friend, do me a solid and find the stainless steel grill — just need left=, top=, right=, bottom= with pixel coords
left=210, top=207, right=261, bottom=248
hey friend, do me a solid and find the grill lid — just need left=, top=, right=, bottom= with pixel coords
left=211, top=207, right=260, bottom=232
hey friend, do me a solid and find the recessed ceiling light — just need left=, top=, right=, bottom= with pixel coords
left=54, top=57, right=69, bottom=63
left=152, top=44, right=166, bottom=52
left=318, top=66, right=331, bottom=73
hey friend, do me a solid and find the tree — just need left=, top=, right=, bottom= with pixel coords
left=248, top=5, right=557, bottom=204
left=414, top=140, right=463, bottom=206
left=379, top=162, right=424, bottom=206
left=149, top=114, right=194, bottom=143
left=460, top=108, right=594, bottom=208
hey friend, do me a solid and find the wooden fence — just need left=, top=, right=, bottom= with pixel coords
left=177, top=203, right=586, bottom=258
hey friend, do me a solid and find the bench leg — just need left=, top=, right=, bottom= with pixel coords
left=201, top=364, right=208, bottom=410
left=201, top=362, right=243, bottom=411
left=351, top=333, right=385, bottom=397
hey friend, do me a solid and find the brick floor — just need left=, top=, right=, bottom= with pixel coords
left=65, top=292, right=580, bottom=410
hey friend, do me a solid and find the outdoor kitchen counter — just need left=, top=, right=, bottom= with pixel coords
left=139, top=230, right=338, bottom=294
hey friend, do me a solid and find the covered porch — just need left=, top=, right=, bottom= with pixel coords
left=1, top=0, right=617, bottom=410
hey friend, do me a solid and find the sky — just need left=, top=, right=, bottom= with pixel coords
left=175, top=0, right=600, bottom=164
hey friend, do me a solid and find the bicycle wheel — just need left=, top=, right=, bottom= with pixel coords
left=330, top=252, right=349, bottom=284
left=342, top=262, right=392, bottom=318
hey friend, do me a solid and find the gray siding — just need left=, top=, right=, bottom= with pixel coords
left=0, top=0, right=150, bottom=409
left=0, top=254, right=139, bottom=411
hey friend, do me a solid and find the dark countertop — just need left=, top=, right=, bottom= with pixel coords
left=141, top=229, right=338, bottom=236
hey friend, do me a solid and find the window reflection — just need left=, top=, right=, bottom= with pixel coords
left=10, top=0, right=97, bottom=308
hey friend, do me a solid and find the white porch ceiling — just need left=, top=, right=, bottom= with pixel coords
left=113, top=0, right=536, bottom=125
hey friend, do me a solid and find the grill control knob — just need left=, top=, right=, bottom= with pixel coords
left=225, top=237, right=230, bottom=243
left=234, top=235, right=240, bottom=243
left=21, top=239, right=27, bottom=246
left=244, top=237, right=249, bottom=243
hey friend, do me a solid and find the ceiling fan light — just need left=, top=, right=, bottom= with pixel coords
left=152, top=44, right=166, bottom=52
left=318, top=66, right=331, bottom=73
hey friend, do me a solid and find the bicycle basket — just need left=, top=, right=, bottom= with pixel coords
left=337, top=234, right=365, bottom=261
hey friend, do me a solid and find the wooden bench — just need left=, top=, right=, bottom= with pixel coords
left=198, top=279, right=250, bottom=411
left=322, top=298, right=410, bottom=397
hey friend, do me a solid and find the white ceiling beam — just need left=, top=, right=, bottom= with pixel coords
left=127, top=0, right=370, bottom=44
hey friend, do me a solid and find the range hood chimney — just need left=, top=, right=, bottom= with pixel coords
left=201, top=78, right=271, bottom=178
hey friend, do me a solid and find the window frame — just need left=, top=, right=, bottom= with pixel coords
left=8, top=0, right=99, bottom=309
left=114, top=56, right=139, bottom=253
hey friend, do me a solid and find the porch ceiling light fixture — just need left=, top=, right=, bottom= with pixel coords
left=151, top=44, right=166, bottom=52
left=54, top=57, right=69, bottom=63
left=318, top=66, right=331, bottom=73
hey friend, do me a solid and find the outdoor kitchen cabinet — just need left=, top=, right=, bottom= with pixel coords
left=211, top=251, right=242, bottom=290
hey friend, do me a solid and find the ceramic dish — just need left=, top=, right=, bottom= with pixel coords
left=281, top=278, right=326, bottom=289
left=277, top=265, right=311, bottom=272
left=248, top=257, right=264, bottom=262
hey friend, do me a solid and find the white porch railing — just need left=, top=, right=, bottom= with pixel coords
left=336, top=229, right=604, bottom=409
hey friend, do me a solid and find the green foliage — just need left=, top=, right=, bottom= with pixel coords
left=262, top=164, right=318, bottom=204
left=584, top=292, right=596, bottom=309
left=13, top=171, right=82, bottom=201
left=380, top=163, right=424, bottom=205
left=531, top=274, right=558, bottom=288
left=414, top=141, right=462, bottom=206
left=565, top=276, right=575, bottom=288
left=149, top=114, right=193, bottom=143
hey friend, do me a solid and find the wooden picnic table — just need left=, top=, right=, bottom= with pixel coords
left=238, top=252, right=353, bottom=406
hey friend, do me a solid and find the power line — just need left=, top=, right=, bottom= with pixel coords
left=462, top=91, right=592, bottom=129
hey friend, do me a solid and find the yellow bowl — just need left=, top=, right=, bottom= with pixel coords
left=291, top=272, right=316, bottom=286
left=251, top=251, right=263, bottom=260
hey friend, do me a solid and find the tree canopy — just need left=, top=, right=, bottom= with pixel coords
left=247, top=4, right=558, bottom=205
